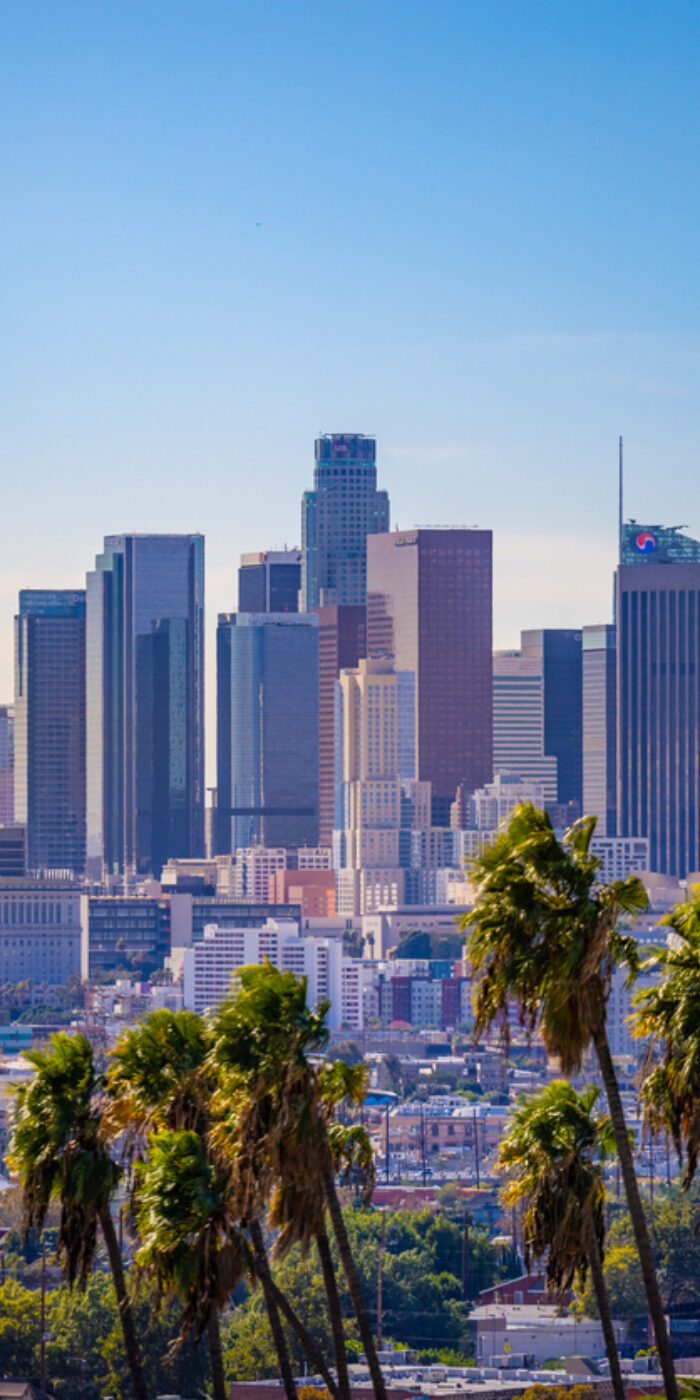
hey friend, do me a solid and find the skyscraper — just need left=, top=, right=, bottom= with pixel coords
left=86, top=534, right=204, bottom=880
left=300, top=433, right=389, bottom=611
left=238, top=549, right=301, bottom=613
left=521, top=629, right=583, bottom=810
left=0, top=705, right=13, bottom=826
left=367, top=528, right=493, bottom=825
left=216, top=612, right=319, bottom=853
left=582, top=624, right=617, bottom=835
left=315, top=604, right=367, bottom=846
left=14, top=590, right=86, bottom=876
left=617, top=521, right=700, bottom=876
left=492, top=650, right=558, bottom=801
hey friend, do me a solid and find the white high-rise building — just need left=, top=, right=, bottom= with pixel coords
left=493, top=651, right=558, bottom=801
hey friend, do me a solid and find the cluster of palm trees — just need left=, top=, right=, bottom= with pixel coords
left=462, top=802, right=700, bottom=1400
left=8, top=963, right=386, bottom=1400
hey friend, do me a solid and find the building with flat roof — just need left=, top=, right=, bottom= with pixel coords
left=300, top=433, right=389, bottom=612
left=14, top=590, right=86, bottom=877
left=583, top=623, right=617, bottom=835
left=238, top=549, right=301, bottom=613
left=367, top=528, right=492, bottom=826
left=86, top=534, right=205, bottom=880
left=0, top=706, right=13, bottom=826
left=493, top=651, right=558, bottom=802
left=316, top=604, right=367, bottom=846
left=0, top=883, right=84, bottom=985
left=216, top=611, right=320, bottom=852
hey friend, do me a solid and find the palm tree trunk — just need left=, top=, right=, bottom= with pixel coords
left=584, top=1213, right=625, bottom=1400
left=99, top=1204, right=149, bottom=1400
left=322, top=1162, right=387, bottom=1400
left=592, top=1023, right=677, bottom=1400
left=207, top=1307, right=227, bottom=1400
left=316, top=1228, right=352, bottom=1400
left=266, top=1276, right=340, bottom=1400
left=249, top=1218, right=299, bottom=1400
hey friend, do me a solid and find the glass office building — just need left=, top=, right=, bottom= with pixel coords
left=86, top=535, right=204, bottom=880
left=617, top=522, right=700, bottom=875
left=14, top=590, right=86, bottom=876
left=0, top=705, right=13, bottom=826
left=300, top=434, right=390, bottom=611
left=216, top=612, right=319, bottom=852
left=238, top=549, right=301, bottom=613
left=520, top=629, right=583, bottom=810
left=582, top=624, right=617, bottom=836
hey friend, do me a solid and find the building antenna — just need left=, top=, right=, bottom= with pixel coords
left=618, top=435, right=624, bottom=564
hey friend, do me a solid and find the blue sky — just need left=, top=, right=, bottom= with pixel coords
left=2, top=1, right=700, bottom=770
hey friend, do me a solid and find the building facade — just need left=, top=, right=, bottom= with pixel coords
left=300, top=433, right=389, bottom=612
left=617, top=521, right=700, bottom=875
left=367, top=528, right=493, bottom=825
left=492, top=651, right=558, bottom=802
left=0, top=883, right=84, bottom=985
left=521, top=629, right=583, bottom=810
left=216, top=612, right=320, bottom=852
left=238, top=549, right=301, bottom=613
left=14, top=591, right=86, bottom=877
left=316, top=604, right=367, bottom=846
left=0, top=706, right=13, bottom=826
left=86, top=534, right=205, bottom=880
left=582, top=623, right=617, bottom=835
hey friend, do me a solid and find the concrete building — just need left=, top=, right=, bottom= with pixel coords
left=467, top=774, right=547, bottom=831
left=0, top=828, right=26, bottom=879
left=493, top=650, right=558, bottom=802
left=182, top=917, right=364, bottom=1028
left=83, top=895, right=169, bottom=979
left=14, top=591, right=86, bottom=877
left=86, top=534, right=205, bottom=880
left=617, top=520, right=700, bottom=876
left=0, top=706, right=13, bottom=826
left=315, top=603, right=367, bottom=846
left=0, top=883, right=84, bottom=985
left=367, top=528, right=493, bottom=825
left=300, top=433, right=389, bottom=612
left=269, top=868, right=336, bottom=917
left=216, top=612, right=319, bottom=852
left=167, top=892, right=301, bottom=948
left=233, top=845, right=332, bottom=902
left=582, top=623, right=617, bottom=835
left=238, top=549, right=301, bottom=614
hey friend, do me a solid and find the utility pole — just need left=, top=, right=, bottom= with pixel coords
left=385, top=1102, right=390, bottom=1184
left=420, top=1106, right=427, bottom=1186
left=40, top=1239, right=47, bottom=1393
left=473, top=1111, right=480, bottom=1189
left=462, top=1210, right=470, bottom=1303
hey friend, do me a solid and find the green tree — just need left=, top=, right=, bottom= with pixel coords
left=577, top=1242, right=647, bottom=1321
left=461, top=804, right=677, bottom=1400
left=633, top=892, right=700, bottom=1188
left=8, top=1032, right=147, bottom=1400
left=0, top=1278, right=40, bottom=1376
left=498, top=1081, right=625, bottom=1400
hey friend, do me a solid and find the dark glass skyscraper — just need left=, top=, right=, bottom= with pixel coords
left=300, top=434, right=389, bottom=611
left=521, top=629, right=583, bottom=810
left=238, top=549, right=301, bottom=613
left=14, top=590, right=86, bottom=876
left=0, top=705, right=13, bottom=826
left=367, top=528, right=493, bottom=825
left=582, top=624, right=617, bottom=835
left=617, top=521, right=700, bottom=876
left=315, top=604, right=367, bottom=846
left=216, top=612, right=319, bottom=852
left=86, top=535, right=204, bottom=880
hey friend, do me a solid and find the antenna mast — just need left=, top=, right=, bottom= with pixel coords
left=618, top=435, right=624, bottom=564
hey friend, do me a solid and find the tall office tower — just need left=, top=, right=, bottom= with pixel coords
left=300, top=433, right=390, bottom=612
left=316, top=604, right=367, bottom=846
left=216, top=612, right=319, bottom=853
left=86, top=535, right=205, bottom=881
left=617, top=521, right=700, bottom=876
left=334, top=657, right=412, bottom=915
left=14, top=591, right=86, bottom=876
left=0, top=706, right=13, bottom=825
left=582, top=624, right=617, bottom=835
left=367, top=528, right=493, bottom=825
left=238, top=549, right=301, bottom=613
left=520, top=629, right=583, bottom=810
left=493, top=651, right=558, bottom=801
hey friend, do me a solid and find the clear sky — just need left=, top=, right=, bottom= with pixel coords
left=3, top=1, right=700, bottom=776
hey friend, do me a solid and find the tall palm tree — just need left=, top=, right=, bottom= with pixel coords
left=107, top=1007, right=301, bottom=1400
left=8, top=1032, right=148, bottom=1400
left=135, top=1128, right=246, bottom=1400
left=633, top=891, right=700, bottom=1189
left=498, top=1081, right=625, bottom=1400
left=461, top=803, right=677, bottom=1400
left=210, top=963, right=386, bottom=1400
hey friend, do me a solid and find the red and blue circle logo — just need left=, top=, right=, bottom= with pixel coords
left=636, top=532, right=656, bottom=553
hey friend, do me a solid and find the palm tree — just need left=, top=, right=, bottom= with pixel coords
left=135, top=1128, right=246, bottom=1400
left=108, top=1006, right=302, bottom=1400
left=461, top=803, right=677, bottom=1400
left=210, top=963, right=386, bottom=1400
left=8, top=1032, right=148, bottom=1400
left=498, top=1081, right=625, bottom=1400
left=633, top=890, right=700, bottom=1189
